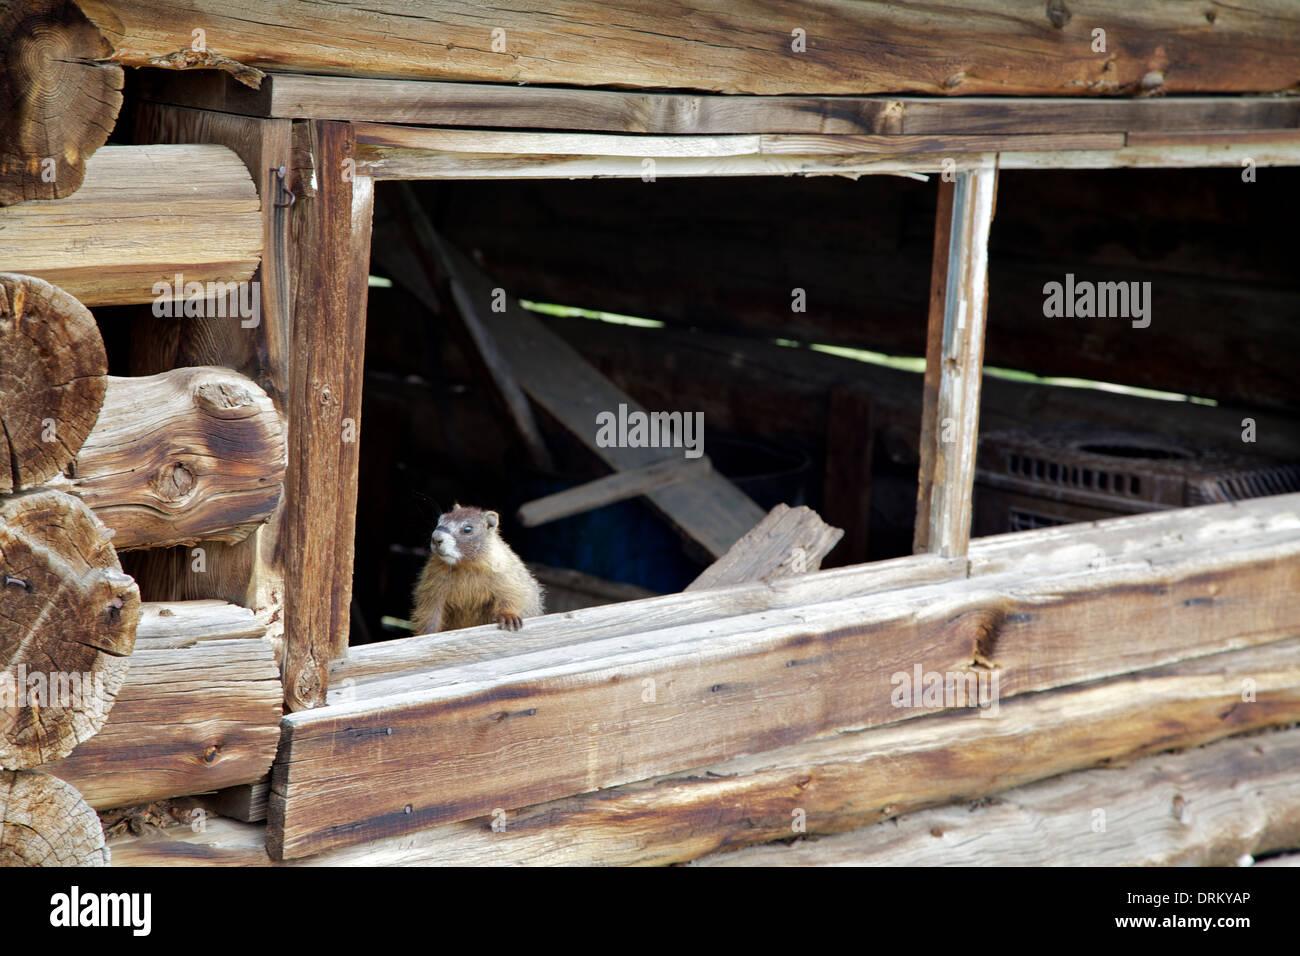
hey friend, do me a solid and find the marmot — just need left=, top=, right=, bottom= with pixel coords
left=410, top=504, right=544, bottom=634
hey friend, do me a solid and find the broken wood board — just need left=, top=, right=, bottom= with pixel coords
left=374, top=229, right=765, bottom=558
left=269, top=505, right=1300, bottom=858
left=136, top=600, right=267, bottom=646
left=44, top=638, right=282, bottom=810
left=518, top=458, right=712, bottom=528
left=695, top=724, right=1300, bottom=866
left=686, top=503, right=842, bottom=591
left=112, top=637, right=1300, bottom=866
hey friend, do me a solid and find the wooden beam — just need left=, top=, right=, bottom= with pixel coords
left=43, top=636, right=282, bottom=811
left=517, top=458, right=712, bottom=528
left=137, top=599, right=266, bottom=645
left=109, top=638, right=1300, bottom=865
left=82, top=3, right=1300, bottom=97
left=373, top=231, right=766, bottom=559
left=48, top=367, right=284, bottom=551
left=0, top=144, right=261, bottom=306
left=914, top=159, right=997, bottom=557
left=138, top=72, right=1300, bottom=134
left=0, top=771, right=107, bottom=866
left=696, top=724, right=1300, bottom=866
left=685, top=504, right=842, bottom=591
left=269, top=497, right=1300, bottom=858
left=281, top=121, right=373, bottom=706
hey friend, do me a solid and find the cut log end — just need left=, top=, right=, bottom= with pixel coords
left=0, top=0, right=124, bottom=205
left=0, top=274, right=107, bottom=493
left=0, top=489, right=139, bottom=769
left=0, top=770, right=109, bottom=865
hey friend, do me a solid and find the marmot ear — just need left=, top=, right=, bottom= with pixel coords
left=453, top=501, right=462, bottom=510
left=485, top=510, right=499, bottom=528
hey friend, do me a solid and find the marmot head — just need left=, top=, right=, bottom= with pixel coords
left=430, top=504, right=499, bottom=566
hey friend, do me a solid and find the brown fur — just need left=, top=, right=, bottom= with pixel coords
left=410, top=505, right=544, bottom=634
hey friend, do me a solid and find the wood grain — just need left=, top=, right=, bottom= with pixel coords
left=80, top=2, right=1300, bottom=96
left=44, top=637, right=281, bottom=810
left=51, top=367, right=284, bottom=550
left=695, top=724, right=1300, bottom=866
left=686, top=503, right=842, bottom=591
left=0, top=144, right=261, bottom=306
left=0, top=770, right=108, bottom=865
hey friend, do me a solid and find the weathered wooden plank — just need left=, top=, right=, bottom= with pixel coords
left=44, top=638, right=282, bottom=810
left=137, top=599, right=266, bottom=646
left=914, top=160, right=996, bottom=557
left=0, top=144, right=261, bottom=306
left=695, top=725, right=1300, bottom=866
left=110, top=636, right=1300, bottom=866
left=358, top=142, right=1300, bottom=180
left=269, top=502, right=1300, bottom=859
left=685, top=504, right=842, bottom=592
left=760, top=133, right=1124, bottom=154
left=374, top=230, right=765, bottom=559
left=196, top=779, right=270, bottom=823
left=358, top=124, right=763, bottom=156
left=518, top=458, right=712, bottom=528
left=82, top=2, right=1300, bottom=96
left=47, top=367, right=284, bottom=550
left=281, top=121, right=372, bottom=706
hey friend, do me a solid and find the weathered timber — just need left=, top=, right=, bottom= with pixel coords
left=137, top=599, right=265, bottom=647
left=0, top=144, right=261, bottom=306
left=686, top=504, right=842, bottom=592
left=49, top=367, right=285, bottom=550
left=518, top=458, right=712, bottom=528
left=0, top=0, right=123, bottom=205
left=136, top=71, right=1300, bottom=132
left=128, top=103, right=293, bottom=654
left=331, top=553, right=962, bottom=687
left=110, top=635, right=1300, bottom=866
left=356, top=141, right=1300, bottom=180
left=914, top=162, right=996, bottom=557
left=44, top=636, right=281, bottom=810
left=0, top=770, right=108, bottom=865
left=79, top=2, right=1300, bottom=96
left=374, top=227, right=765, bottom=559
left=269, top=497, right=1300, bottom=859
left=0, top=489, right=139, bottom=769
left=527, top=564, right=659, bottom=615
left=282, top=121, right=372, bottom=707
left=0, top=274, right=106, bottom=492
left=696, top=725, right=1300, bottom=866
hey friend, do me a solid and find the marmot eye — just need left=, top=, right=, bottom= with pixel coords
left=461, top=525, right=473, bottom=534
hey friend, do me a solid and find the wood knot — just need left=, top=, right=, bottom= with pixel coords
left=1046, top=0, right=1072, bottom=28
left=203, top=743, right=220, bottom=763
left=153, top=460, right=197, bottom=501
left=195, top=380, right=254, bottom=413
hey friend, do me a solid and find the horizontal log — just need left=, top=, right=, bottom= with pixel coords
left=696, top=724, right=1300, bottom=866
left=0, top=144, right=261, bottom=306
left=270, top=494, right=1300, bottom=859
left=84, top=3, right=1300, bottom=96
left=44, top=634, right=282, bottom=810
left=107, top=635, right=1300, bottom=866
left=142, top=71, right=1300, bottom=137
left=138, top=599, right=267, bottom=646
left=49, top=367, right=285, bottom=551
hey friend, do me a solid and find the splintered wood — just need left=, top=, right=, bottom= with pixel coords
left=686, top=503, right=843, bottom=591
